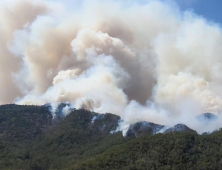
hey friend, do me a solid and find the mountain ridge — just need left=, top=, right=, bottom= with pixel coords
left=0, top=104, right=222, bottom=170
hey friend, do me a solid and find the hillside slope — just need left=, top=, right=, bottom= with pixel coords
left=0, top=104, right=221, bottom=170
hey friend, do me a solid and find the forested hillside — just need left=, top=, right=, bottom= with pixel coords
left=0, top=104, right=222, bottom=170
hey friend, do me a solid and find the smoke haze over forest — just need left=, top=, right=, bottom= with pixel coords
left=1, top=0, right=222, bottom=133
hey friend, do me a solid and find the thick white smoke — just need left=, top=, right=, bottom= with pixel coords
left=1, top=0, right=222, bottom=133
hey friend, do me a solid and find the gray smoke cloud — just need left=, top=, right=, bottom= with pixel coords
left=1, top=0, right=222, bottom=133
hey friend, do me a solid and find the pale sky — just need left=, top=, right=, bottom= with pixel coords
left=174, top=0, right=222, bottom=24
left=51, top=0, right=222, bottom=25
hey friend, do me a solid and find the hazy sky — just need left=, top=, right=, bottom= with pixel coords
left=176, top=0, right=222, bottom=25
left=52, top=0, right=222, bottom=25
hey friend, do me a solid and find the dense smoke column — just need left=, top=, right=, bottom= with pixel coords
left=1, top=0, right=222, bottom=133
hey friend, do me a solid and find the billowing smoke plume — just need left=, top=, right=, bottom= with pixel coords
left=1, top=0, right=222, bottom=133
